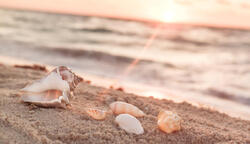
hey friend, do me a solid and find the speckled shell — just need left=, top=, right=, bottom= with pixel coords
left=85, top=108, right=107, bottom=120
left=115, top=114, right=144, bottom=135
left=157, top=110, right=181, bottom=133
left=20, top=66, right=83, bottom=107
left=109, top=101, right=145, bottom=117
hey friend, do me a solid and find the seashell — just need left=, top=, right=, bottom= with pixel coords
left=115, top=114, right=144, bottom=135
left=109, top=101, right=145, bottom=117
left=157, top=110, right=181, bottom=133
left=85, top=108, right=107, bottom=120
left=20, top=66, right=83, bottom=107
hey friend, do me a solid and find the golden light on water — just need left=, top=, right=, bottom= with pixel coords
left=121, top=24, right=161, bottom=78
left=96, top=24, right=162, bottom=99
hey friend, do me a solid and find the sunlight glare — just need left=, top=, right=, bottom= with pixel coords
left=143, top=91, right=165, bottom=99
left=164, top=11, right=175, bottom=22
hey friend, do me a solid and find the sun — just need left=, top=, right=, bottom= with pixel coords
left=160, top=0, right=188, bottom=23
left=163, top=11, right=176, bottom=22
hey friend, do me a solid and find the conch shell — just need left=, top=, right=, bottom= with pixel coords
left=109, top=101, right=145, bottom=117
left=115, top=114, right=144, bottom=135
left=85, top=108, right=107, bottom=120
left=20, top=66, right=83, bottom=107
left=157, top=110, right=181, bottom=133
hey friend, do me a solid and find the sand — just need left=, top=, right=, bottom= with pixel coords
left=0, top=65, right=249, bottom=144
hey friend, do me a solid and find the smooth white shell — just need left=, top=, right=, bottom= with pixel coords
left=115, top=114, right=144, bottom=135
left=110, top=101, right=145, bottom=117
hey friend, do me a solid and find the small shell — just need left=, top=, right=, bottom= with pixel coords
left=157, top=110, right=181, bottom=133
left=109, top=101, right=145, bottom=117
left=115, top=114, right=144, bottom=135
left=85, top=108, right=107, bottom=120
left=20, top=66, right=83, bottom=107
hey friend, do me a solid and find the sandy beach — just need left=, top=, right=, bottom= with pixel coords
left=0, top=65, right=249, bottom=144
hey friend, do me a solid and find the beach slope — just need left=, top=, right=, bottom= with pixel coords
left=0, top=65, right=249, bottom=144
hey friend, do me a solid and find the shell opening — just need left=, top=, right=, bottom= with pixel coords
left=21, top=89, right=63, bottom=102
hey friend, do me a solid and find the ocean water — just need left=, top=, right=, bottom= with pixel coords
left=0, top=8, right=249, bottom=119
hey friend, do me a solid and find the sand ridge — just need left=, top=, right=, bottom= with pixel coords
left=0, top=65, right=249, bottom=144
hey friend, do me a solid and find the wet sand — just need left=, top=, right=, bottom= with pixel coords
left=0, top=65, right=249, bottom=144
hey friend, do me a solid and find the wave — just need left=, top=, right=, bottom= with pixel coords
left=205, top=88, right=250, bottom=106
left=39, top=46, right=177, bottom=68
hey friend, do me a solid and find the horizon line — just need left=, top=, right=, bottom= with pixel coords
left=1, top=6, right=250, bottom=31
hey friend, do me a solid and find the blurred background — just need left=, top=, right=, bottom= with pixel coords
left=0, top=0, right=249, bottom=120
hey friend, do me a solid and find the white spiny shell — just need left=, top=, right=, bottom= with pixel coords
left=115, top=114, right=144, bottom=135
left=85, top=108, right=107, bottom=120
left=109, top=101, right=145, bottom=117
left=20, top=66, right=82, bottom=107
left=157, top=110, right=181, bottom=133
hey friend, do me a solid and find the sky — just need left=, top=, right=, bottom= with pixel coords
left=0, top=0, right=250, bottom=29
